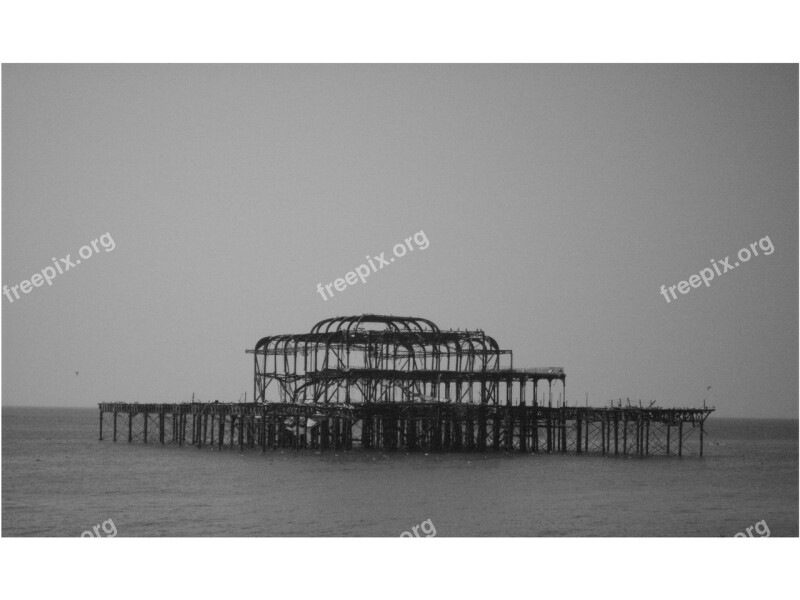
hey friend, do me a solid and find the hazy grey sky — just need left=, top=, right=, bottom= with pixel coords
left=2, top=64, right=797, bottom=418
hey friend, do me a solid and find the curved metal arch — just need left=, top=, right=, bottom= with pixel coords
left=250, top=314, right=564, bottom=406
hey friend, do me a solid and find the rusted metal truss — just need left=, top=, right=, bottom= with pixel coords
left=246, top=314, right=567, bottom=406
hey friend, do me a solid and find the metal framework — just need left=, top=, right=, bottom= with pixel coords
left=247, top=314, right=566, bottom=407
left=96, top=314, right=713, bottom=456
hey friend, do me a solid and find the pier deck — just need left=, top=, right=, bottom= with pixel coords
left=98, top=402, right=713, bottom=456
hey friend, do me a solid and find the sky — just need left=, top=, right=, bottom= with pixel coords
left=2, top=64, right=797, bottom=418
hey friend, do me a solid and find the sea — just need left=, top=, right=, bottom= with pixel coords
left=2, top=407, right=797, bottom=537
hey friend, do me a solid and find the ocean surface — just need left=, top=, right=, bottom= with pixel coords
left=2, top=407, right=797, bottom=536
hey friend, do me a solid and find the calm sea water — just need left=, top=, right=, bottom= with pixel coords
left=2, top=407, right=797, bottom=536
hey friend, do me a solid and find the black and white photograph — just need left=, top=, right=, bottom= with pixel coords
left=1, top=3, right=798, bottom=599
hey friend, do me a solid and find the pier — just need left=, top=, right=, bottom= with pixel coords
left=98, top=402, right=712, bottom=456
left=98, top=314, right=713, bottom=456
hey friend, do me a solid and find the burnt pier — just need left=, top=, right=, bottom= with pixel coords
left=98, top=314, right=713, bottom=456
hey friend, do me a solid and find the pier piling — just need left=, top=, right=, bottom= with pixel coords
left=98, top=402, right=713, bottom=457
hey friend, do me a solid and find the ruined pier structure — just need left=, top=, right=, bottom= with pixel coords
left=99, top=315, right=713, bottom=456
